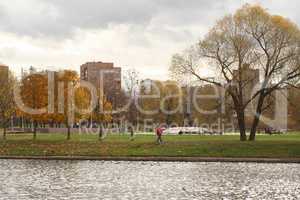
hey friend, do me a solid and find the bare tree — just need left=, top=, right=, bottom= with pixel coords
left=170, top=4, right=300, bottom=141
left=123, top=69, right=140, bottom=126
left=124, top=69, right=140, bottom=94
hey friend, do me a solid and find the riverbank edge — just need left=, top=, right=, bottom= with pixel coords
left=0, top=156, right=300, bottom=163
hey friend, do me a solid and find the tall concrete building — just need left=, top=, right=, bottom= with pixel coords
left=80, top=61, right=121, bottom=103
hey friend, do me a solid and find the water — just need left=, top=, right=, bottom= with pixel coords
left=0, top=160, right=299, bottom=199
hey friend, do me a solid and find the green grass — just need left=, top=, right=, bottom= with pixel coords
left=0, top=133, right=300, bottom=158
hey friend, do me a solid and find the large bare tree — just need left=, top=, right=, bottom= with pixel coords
left=170, top=4, right=300, bottom=141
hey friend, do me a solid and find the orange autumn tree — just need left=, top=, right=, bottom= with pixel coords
left=74, top=86, right=93, bottom=122
left=48, top=70, right=99, bottom=140
left=74, top=84, right=113, bottom=140
left=17, top=68, right=113, bottom=141
left=52, top=70, right=79, bottom=140
left=18, top=67, right=48, bottom=140
left=0, top=69, right=15, bottom=140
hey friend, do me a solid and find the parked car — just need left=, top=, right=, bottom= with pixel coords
left=264, top=127, right=286, bottom=135
left=162, top=127, right=216, bottom=135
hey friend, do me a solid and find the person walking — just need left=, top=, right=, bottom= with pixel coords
left=156, top=126, right=165, bottom=144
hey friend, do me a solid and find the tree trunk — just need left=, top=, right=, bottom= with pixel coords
left=3, top=125, right=6, bottom=140
left=249, top=94, right=265, bottom=141
left=237, top=110, right=247, bottom=141
left=98, top=123, right=103, bottom=141
left=33, top=120, right=37, bottom=140
left=67, top=125, right=71, bottom=140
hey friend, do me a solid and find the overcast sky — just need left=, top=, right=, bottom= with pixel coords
left=0, top=0, right=299, bottom=79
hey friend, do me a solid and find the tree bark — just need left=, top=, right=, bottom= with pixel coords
left=249, top=94, right=265, bottom=141
left=3, top=125, right=6, bottom=140
left=98, top=123, right=103, bottom=141
left=67, top=125, right=71, bottom=140
left=237, top=110, right=247, bottom=141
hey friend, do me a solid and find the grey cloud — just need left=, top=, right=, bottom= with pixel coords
left=0, top=0, right=231, bottom=39
left=0, top=0, right=299, bottom=41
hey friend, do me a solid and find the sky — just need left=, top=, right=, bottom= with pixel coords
left=0, top=0, right=299, bottom=80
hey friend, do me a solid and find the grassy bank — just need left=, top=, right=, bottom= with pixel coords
left=0, top=133, right=300, bottom=158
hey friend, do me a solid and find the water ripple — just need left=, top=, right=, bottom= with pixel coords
left=0, top=160, right=299, bottom=199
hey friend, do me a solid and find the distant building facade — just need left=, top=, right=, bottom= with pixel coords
left=0, top=64, right=9, bottom=78
left=80, top=61, right=122, bottom=104
left=231, top=64, right=260, bottom=129
left=232, top=64, right=260, bottom=103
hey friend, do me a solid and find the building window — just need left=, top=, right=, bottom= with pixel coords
left=83, top=68, right=88, bottom=80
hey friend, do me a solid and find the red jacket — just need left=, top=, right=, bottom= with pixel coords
left=156, top=128, right=164, bottom=136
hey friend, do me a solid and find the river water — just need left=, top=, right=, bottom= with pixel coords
left=0, top=160, right=299, bottom=199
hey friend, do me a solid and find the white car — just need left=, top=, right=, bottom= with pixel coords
left=163, top=127, right=212, bottom=135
